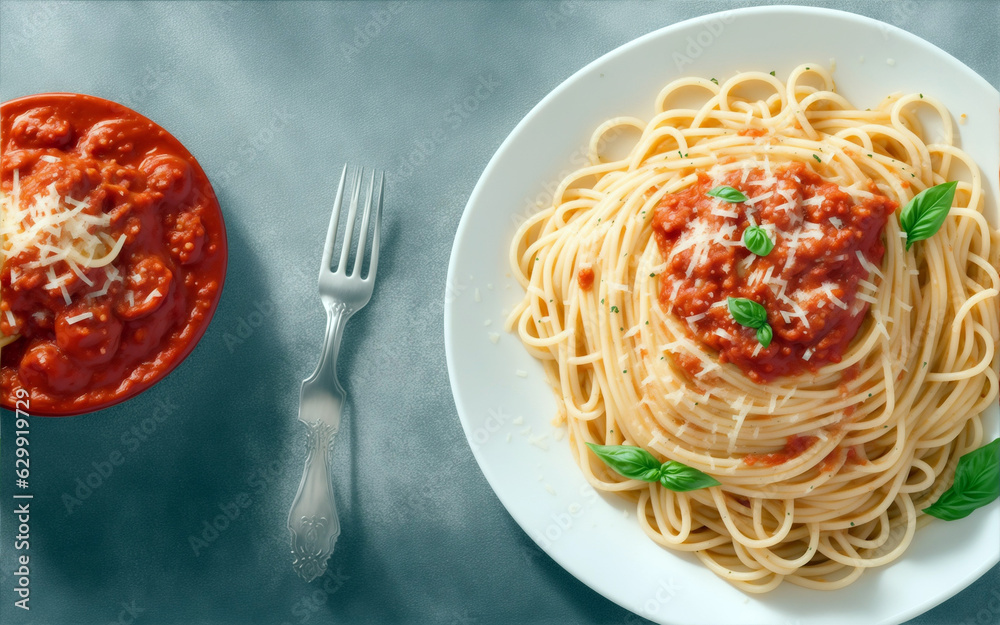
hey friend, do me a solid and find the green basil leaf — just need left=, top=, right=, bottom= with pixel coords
left=742, top=226, right=774, bottom=256
left=923, top=438, right=999, bottom=521
left=707, top=185, right=748, bottom=203
left=658, top=461, right=721, bottom=492
left=900, top=181, right=958, bottom=251
left=953, top=438, right=999, bottom=492
left=923, top=489, right=985, bottom=521
left=585, top=443, right=662, bottom=482
left=727, top=297, right=768, bottom=329
left=756, top=324, right=773, bottom=348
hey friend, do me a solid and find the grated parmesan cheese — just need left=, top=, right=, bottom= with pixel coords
left=65, top=312, right=94, bottom=325
left=711, top=207, right=739, bottom=219
left=746, top=191, right=774, bottom=205
left=821, top=282, right=848, bottom=310
left=1, top=180, right=125, bottom=271
left=1, top=173, right=128, bottom=312
left=856, top=250, right=884, bottom=279
left=686, top=313, right=707, bottom=323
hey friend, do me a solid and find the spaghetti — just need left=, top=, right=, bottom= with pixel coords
left=507, top=64, right=999, bottom=592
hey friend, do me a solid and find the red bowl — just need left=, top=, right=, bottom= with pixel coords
left=0, top=93, right=228, bottom=416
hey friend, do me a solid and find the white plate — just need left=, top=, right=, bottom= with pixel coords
left=444, top=6, right=1000, bottom=625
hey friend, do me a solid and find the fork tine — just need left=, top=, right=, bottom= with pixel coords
left=337, top=167, right=363, bottom=273
left=367, top=170, right=384, bottom=280
left=321, top=164, right=349, bottom=276
left=352, top=170, right=376, bottom=277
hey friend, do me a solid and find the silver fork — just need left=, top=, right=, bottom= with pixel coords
left=288, top=164, right=383, bottom=582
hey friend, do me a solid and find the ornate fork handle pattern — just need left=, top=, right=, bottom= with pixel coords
left=288, top=420, right=340, bottom=582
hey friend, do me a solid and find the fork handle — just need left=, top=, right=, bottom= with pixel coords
left=288, top=303, right=350, bottom=581
left=312, top=301, right=352, bottom=391
left=288, top=418, right=340, bottom=582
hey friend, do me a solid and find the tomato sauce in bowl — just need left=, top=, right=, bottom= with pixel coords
left=0, top=93, right=227, bottom=416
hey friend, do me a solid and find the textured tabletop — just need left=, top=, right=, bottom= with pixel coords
left=1, top=1, right=998, bottom=624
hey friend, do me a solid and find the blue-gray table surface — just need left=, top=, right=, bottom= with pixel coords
left=0, top=1, right=997, bottom=624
